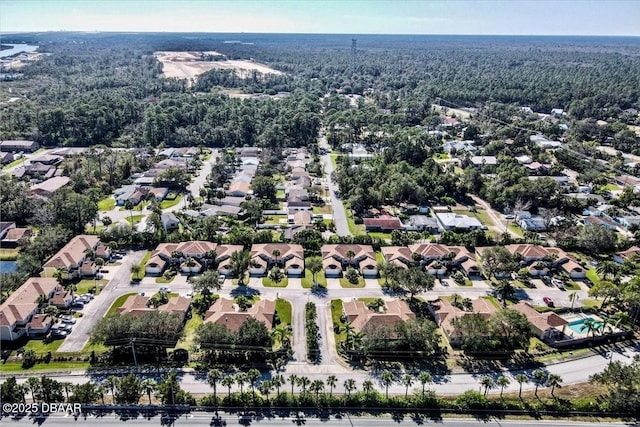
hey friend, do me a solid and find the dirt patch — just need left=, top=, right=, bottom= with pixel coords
left=154, top=51, right=283, bottom=85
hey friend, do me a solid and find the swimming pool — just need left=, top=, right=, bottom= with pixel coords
left=567, top=317, right=602, bottom=334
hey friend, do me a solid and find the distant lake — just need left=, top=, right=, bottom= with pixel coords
left=0, top=43, right=39, bottom=59
left=0, top=260, right=17, bottom=274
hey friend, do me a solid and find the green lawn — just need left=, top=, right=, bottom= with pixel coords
left=2, top=156, right=28, bottom=169
left=105, top=292, right=138, bottom=317
left=601, top=183, right=620, bottom=191
left=507, top=222, right=524, bottom=237
left=301, top=268, right=327, bottom=288
left=345, top=207, right=365, bottom=235
left=0, top=361, right=91, bottom=372
left=262, top=277, right=289, bottom=287
left=24, top=339, right=64, bottom=354
left=98, top=197, right=116, bottom=211
left=160, top=195, right=183, bottom=209
left=264, top=215, right=288, bottom=225
left=155, top=275, right=175, bottom=284
left=125, top=214, right=144, bottom=225
left=275, top=298, right=292, bottom=325
left=339, top=277, right=365, bottom=288
left=564, top=281, right=581, bottom=291
left=0, top=248, right=19, bottom=260
left=175, top=313, right=203, bottom=351
left=452, top=209, right=494, bottom=227
left=312, top=205, right=332, bottom=214
left=330, top=299, right=346, bottom=343
left=368, top=231, right=392, bottom=241
left=276, top=189, right=285, bottom=200
left=585, top=268, right=601, bottom=286
left=133, top=201, right=149, bottom=212
left=581, top=298, right=603, bottom=310
left=329, top=153, right=339, bottom=168
left=76, top=279, right=108, bottom=295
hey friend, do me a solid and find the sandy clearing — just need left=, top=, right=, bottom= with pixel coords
left=154, top=51, right=283, bottom=84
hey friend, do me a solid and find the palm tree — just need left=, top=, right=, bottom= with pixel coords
left=380, top=370, right=394, bottom=399
left=306, top=256, right=323, bottom=287
left=221, top=375, right=235, bottom=401
left=362, top=380, right=374, bottom=400
left=401, top=374, right=413, bottom=399
left=288, top=374, right=298, bottom=396
left=596, top=260, right=618, bottom=281
left=26, top=377, right=40, bottom=403
left=569, top=292, right=579, bottom=311
left=309, top=379, right=324, bottom=404
left=96, top=384, right=106, bottom=405
left=235, top=372, right=248, bottom=395
left=124, top=200, right=134, bottom=227
left=104, top=375, right=119, bottom=403
left=230, top=250, right=251, bottom=285
left=207, top=369, right=223, bottom=405
left=141, top=379, right=156, bottom=405
left=515, top=374, right=528, bottom=399
left=247, top=368, right=260, bottom=401
left=417, top=371, right=432, bottom=397
left=326, top=375, right=337, bottom=397
left=259, top=380, right=273, bottom=405
left=345, top=249, right=356, bottom=266
left=343, top=378, right=356, bottom=399
left=297, top=376, right=311, bottom=395
left=130, top=263, right=142, bottom=280
left=532, top=369, right=547, bottom=398
left=60, top=381, right=72, bottom=402
left=271, top=324, right=292, bottom=349
left=496, top=376, right=510, bottom=398
left=272, top=248, right=281, bottom=267
left=495, top=280, right=516, bottom=306
left=272, top=374, right=284, bottom=399
left=480, top=376, right=495, bottom=396
left=580, top=318, right=598, bottom=337
left=546, top=373, right=562, bottom=398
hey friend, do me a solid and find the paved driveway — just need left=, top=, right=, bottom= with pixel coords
left=319, top=136, right=350, bottom=236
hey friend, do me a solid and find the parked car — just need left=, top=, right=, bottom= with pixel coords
left=49, top=330, right=68, bottom=339
left=543, top=296, right=554, bottom=307
left=159, top=287, right=171, bottom=293
left=218, top=275, right=226, bottom=282
left=60, top=315, right=76, bottom=324
left=81, top=293, right=94, bottom=300
left=76, top=296, right=90, bottom=304
left=57, top=323, right=72, bottom=332
left=552, top=278, right=565, bottom=290
left=186, top=291, right=194, bottom=297
left=505, top=214, right=515, bottom=220
left=71, top=301, right=84, bottom=310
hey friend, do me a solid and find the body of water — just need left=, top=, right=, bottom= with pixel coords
left=0, top=260, right=17, bottom=274
left=0, top=43, right=39, bottom=59
left=567, top=317, right=602, bottom=334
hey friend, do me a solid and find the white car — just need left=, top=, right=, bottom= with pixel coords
left=186, top=291, right=194, bottom=297
left=159, top=287, right=171, bottom=293
left=60, top=315, right=76, bottom=324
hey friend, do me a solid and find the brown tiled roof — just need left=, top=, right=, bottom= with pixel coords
left=509, top=301, right=567, bottom=334
left=2, top=227, right=31, bottom=242
left=117, top=295, right=154, bottom=317
left=43, top=235, right=99, bottom=270
left=343, top=299, right=414, bottom=333
left=204, top=298, right=276, bottom=331
left=0, top=278, right=57, bottom=327
left=50, top=286, right=73, bottom=308
left=27, top=314, right=53, bottom=330
left=29, top=176, right=71, bottom=195
left=363, top=216, right=403, bottom=230
left=158, top=296, right=191, bottom=319
left=321, top=244, right=376, bottom=271
left=251, top=244, right=304, bottom=269
left=616, top=246, right=640, bottom=261
left=431, top=297, right=497, bottom=339
left=505, top=244, right=549, bottom=260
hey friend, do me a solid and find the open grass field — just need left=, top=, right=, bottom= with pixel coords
left=105, top=292, right=137, bottom=317
left=98, top=197, right=115, bottom=211
left=262, top=277, right=288, bottom=287
left=339, top=277, right=365, bottom=288
left=330, top=299, right=346, bottom=343
left=275, top=298, right=292, bottom=325
left=301, top=268, right=327, bottom=288
left=160, top=195, right=183, bottom=209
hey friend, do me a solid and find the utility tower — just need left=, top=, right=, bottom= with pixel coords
left=351, top=38, right=357, bottom=73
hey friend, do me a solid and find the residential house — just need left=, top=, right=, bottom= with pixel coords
left=429, top=297, right=497, bottom=347
left=283, top=224, right=314, bottom=241
left=29, top=176, right=71, bottom=199
left=288, top=210, right=313, bottom=225
left=321, top=244, right=377, bottom=278
left=144, top=241, right=217, bottom=275
left=342, top=299, right=415, bottom=333
left=236, top=147, right=262, bottom=158
left=0, top=151, right=14, bottom=164
left=0, top=222, right=16, bottom=239
left=148, top=187, right=169, bottom=202
left=49, top=285, right=73, bottom=309
left=26, top=314, right=54, bottom=338
left=161, top=213, right=180, bottom=231
left=363, top=215, right=403, bottom=232
left=524, top=162, right=551, bottom=175
left=118, top=295, right=191, bottom=322
left=215, top=245, right=244, bottom=277
left=381, top=243, right=480, bottom=277
left=509, top=301, right=567, bottom=341
left=503, top=244, right=585, bottom=279
left=42, top=235, right=101, bottom=279
left=617, top=216, right=640, bottom=230
left=0, top=140, right=39, bottom=152
left=0, top=227, right=32, bottom=248
left=530, top=134, right=561, bottom=149
left=613, top=246, right=640, bottom=264
left=30, top=154, right=63, bottom=166
left=201, top=205, right=243, bottom=218
left=215, top=196, right=246, bottom=207
left=614, top=175, right=640, bottom=188
left=250, top=243, right=304, bottom=277
left=470, top=156, right=498, bottom=167
left=443, top=140, right=476, bottom=155
left=287, top=196, right=312, bottom=210
left=435, top=212, right=483, bottom=231
left=0, top=278, right=57, bottom=341
left=226, top=181, right=251, bottom=197
left=404, top=215, right=440, bottom=233
left=203, top=298, right=276, bottom=331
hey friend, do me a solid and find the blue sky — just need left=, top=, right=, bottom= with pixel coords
left=1, top=0, right=639, bottom=36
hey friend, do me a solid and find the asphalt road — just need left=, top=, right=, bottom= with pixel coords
left=319, top=135, right=350, bottom=237
left=58, top=250, right=149, bottom=352
left=1, top=413, right=636, bottom=426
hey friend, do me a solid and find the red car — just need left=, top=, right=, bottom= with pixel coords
left=543, top=297, right=554, bottom=307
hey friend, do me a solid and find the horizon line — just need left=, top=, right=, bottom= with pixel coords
left=1, top=30, right=639, bottom=38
